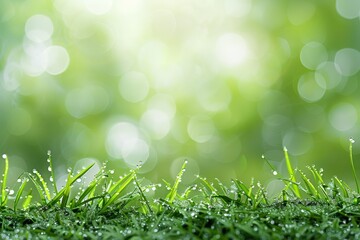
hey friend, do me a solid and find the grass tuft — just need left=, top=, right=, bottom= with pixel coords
left=1, top=141, right=360, bottom=239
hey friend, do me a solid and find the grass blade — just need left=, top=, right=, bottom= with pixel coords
left=22, top=189, right=33, bottom=209
left=72, top=169, right=108, bottom=208
left=199, top=177, right=218, bottom=195
left=349, top=138, right=359, bottom=193
left=299, top=170, right=319, bottom=198
left=61, top=170, right=72, bottom=208
left=166, top=160, right=187, bottom=204
left=33, top=170, right=51, bottom=201
left=100, top=170, right=136, bottom=212
left=134, top=177, right=153, bottom=214
left=27, top=173, right=47, bottom=204
left=233, top=179, right=255, bottom=202
left=333, top=176, right=349, bottom=198
left=47, top=151, right=58, bottom=194
left=14, top=178, right=28, bottom=211
left=1, top=154, right=9, bottom=206
left=283, top=147, right=301, bottom=198
left=47, top=163, right=95, bottom=208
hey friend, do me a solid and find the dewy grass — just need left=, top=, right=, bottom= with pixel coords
left=349, top=138, right=359, bottom=193
left=1, top=141, right=360, bottom=239
left=1, top=154, right=9, bottom=206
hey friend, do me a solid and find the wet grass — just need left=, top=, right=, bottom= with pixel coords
left=1, top=140, right=360, bottom=239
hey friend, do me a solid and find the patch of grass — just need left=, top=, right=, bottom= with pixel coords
left=1, top=140, right=360, bottom=239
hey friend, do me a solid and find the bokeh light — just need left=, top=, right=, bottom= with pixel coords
left=329, top=103, right=358, bottom=132
left=106, top=122, right=149, bottom=167
left=334, top=48, right=360, bottom=77
left=25, top=14, right=53, bottom=43
left=1, top=0, right=360, bottom=185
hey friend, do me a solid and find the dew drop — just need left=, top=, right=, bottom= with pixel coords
left=2, top=154, right=7, bottom=159
left=261, top=154, right=265, bottom=159
left=49, top=176, right=54, bottom=182
left=273, top=171, right=278, bottom=176
left=350, top=137, right=355, bottom=144
left=17, top=179, right=22, bottom=183
left=32, top=169, right=37, bottom=174
left=9, top=189, right=15, bottom=195
left=109, top=170, right=115, bottom=174
left=67, top=168, right=72, bottom=173
left=48, top=166, right=52, bottom=172
left=76, top=178, right=82, bottom=183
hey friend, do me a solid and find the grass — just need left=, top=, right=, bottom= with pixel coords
left=1, top=140, right=360, bottom=239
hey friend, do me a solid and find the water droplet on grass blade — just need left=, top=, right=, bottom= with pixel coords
left=350, top=137, right=355, bottom=143
left=273, top=171, right=278, bottom=176
left=2, top=154, right=7, bottom=159
left=48, top=166, right=52, bottom=172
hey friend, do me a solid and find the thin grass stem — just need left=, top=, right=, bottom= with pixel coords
left=349, top=138, right=359, bottom=193
left=1, top=154, right=9, bottom=206
left=283, top=147, right=301, bottom=198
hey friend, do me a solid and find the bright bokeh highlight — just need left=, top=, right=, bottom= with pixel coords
left=1, top=0, right=360, bottom=184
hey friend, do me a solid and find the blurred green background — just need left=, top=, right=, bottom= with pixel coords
left=1, top=0, right=360, bottom=189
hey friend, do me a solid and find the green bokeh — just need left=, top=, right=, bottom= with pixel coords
left=1, top=0, right=360, bottom=187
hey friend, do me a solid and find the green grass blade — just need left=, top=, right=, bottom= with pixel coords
left=22, top=189, right=33, bottom=209
left=299, top=170, right=318, bottom=198
left=61, top=170, right=72, bottom=208
left=14, top=178, right=28, bottom=211
left=307, top=166, right=325, bottom=185
left=165, top=160, right=187, bottom=204
left=47, top=150, right=58, bottom=194
left=72, top=170, right=108, bottom=208
left=254, top=182, right=268, bottom=207
left=74, top=180, right=100, bottom=207
left=233, top=179, right=255, bottom=202
left=100, top=170, right=136, bottom=212
left=199, top=177, right=217, bottom=195
left=47, top=163, right=95, bottom=207
left=349, top=138, right=359, bottom=193
left=263, top=154, right=282, bottom=178
left=27, top=173, right=47, bottom=204
left=283, top=147, right=301, bottom=198
left=134, top=177, right=153, bottom=214
left=1, top=154, right=9, bottom=206
left=33, top=170, right=51, bottom=201
left=334, top=176, right=349, bottom=198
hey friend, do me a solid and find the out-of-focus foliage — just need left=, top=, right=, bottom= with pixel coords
left=0, top=0, right=360, bottom=186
